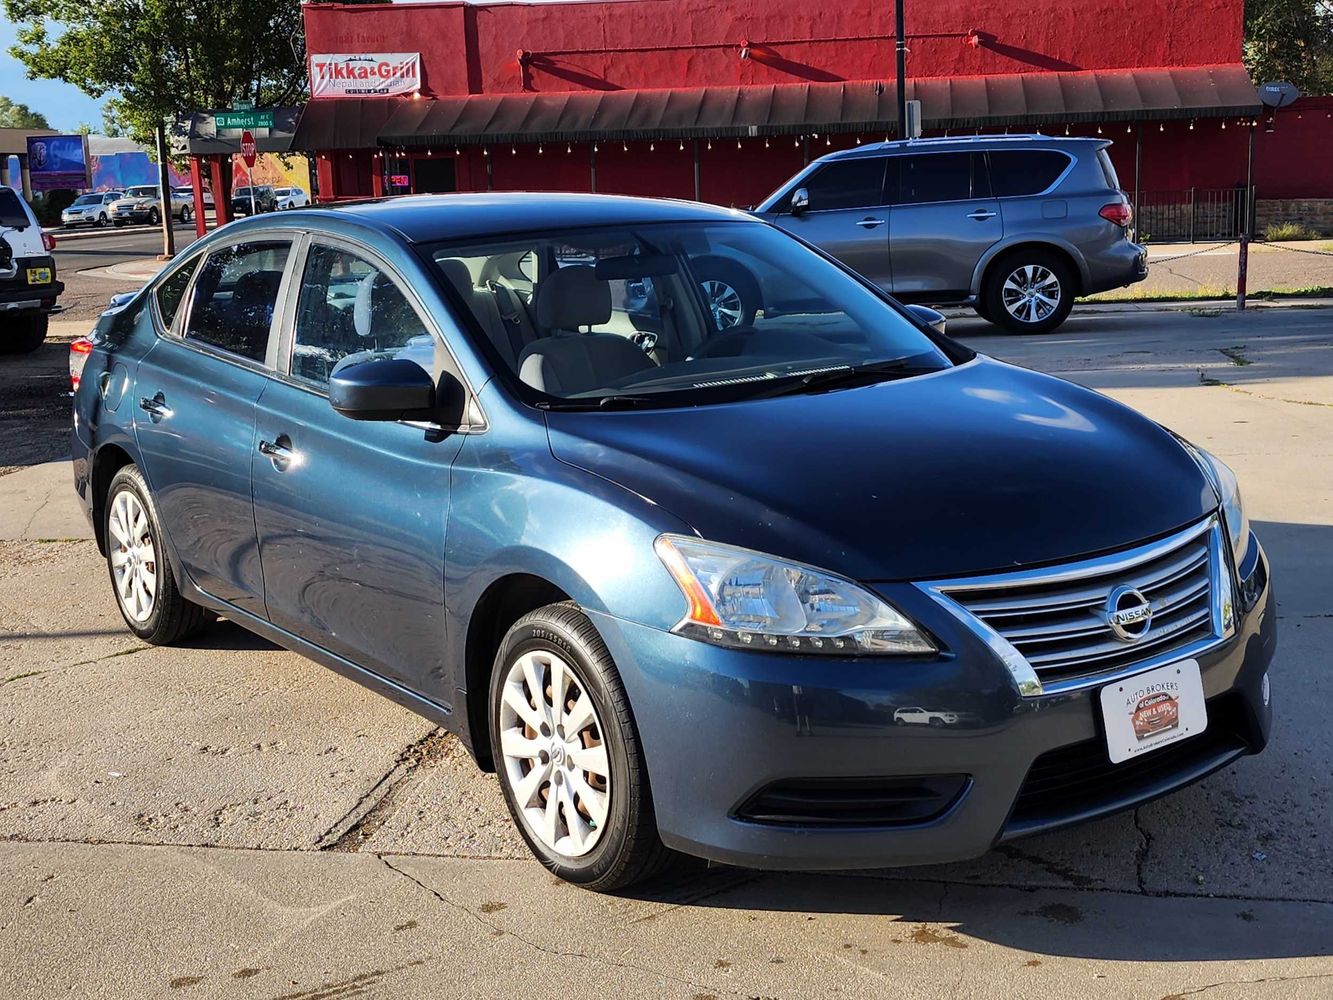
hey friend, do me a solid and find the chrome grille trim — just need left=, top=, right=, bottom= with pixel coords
left=920, top=516, right=1231, bottom=697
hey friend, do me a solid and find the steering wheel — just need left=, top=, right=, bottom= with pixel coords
left=687, top=326, right=757, bottom=361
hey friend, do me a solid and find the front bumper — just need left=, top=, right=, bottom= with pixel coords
left=590, top=538, right=1273, bottom=870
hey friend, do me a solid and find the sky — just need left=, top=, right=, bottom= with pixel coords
left=0, top=16, right=107, bottom=132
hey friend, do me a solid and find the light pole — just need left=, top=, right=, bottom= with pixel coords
left=895, top=0, right=907, bottom=139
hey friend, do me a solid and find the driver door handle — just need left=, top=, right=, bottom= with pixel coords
left=856, top=217, right=886, bottom=229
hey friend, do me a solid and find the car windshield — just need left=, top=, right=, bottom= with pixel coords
left=233, top=187, right=252, bottom=197
left=426, top=221, right=955, bottom=408
left=126, top=187, right=157, bottom=198
left=72, top=194, right=101, bottom=206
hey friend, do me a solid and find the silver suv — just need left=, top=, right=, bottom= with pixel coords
left=752, top=135, right=1147, bottom=333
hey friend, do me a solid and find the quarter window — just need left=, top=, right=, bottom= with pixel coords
left=291, top=245, right=434, bottom=387
left=801, top=159, right=888, bottom=212
left=987, top=151, right=1073, bottom=197
left=897, top=153, right=979, bottom=204
left=155, top=259, right=198, bottom=330
left=182, top=241, right=290, bottom=362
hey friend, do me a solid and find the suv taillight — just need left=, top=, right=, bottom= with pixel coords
left=1099, top=201, right=1133, bottom=227
left=69, top=337, right=93, bottom=391
left=42, top=232, right=57, bottom=252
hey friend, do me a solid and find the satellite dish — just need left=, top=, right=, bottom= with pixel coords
left=1259, top=81, right=1300, bottom=109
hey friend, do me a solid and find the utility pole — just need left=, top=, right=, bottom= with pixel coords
left=895, top=0, right=907, bottom=139
left=155, top=123, right=176, bottom=261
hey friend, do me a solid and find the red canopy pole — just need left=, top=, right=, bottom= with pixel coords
left=189, top=155, right=208, bottom=236
left=210, top=156, right=231, bottom=227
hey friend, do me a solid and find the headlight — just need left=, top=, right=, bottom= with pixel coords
left=654, top=534, right=936, bottom=655
left=1180, top=441, right=1250, bottom=565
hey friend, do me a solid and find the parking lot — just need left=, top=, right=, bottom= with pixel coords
left=2, top=305, right=1331, bottom=998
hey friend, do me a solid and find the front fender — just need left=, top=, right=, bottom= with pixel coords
left=970, top=234, right=1091, bottom=296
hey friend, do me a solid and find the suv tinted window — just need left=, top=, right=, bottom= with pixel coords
left=291, top=244, right=433, bottom=387
left=182, top=241, right=290, bottom=362
left=155, top=259, right=198, bottom=330
left=897, top=153, right=979, bottom=204
left=0, top=188, right=30, bottom=229
left=988, top=151, right=1072, bottom=197
left=802, top=159, right=887, bottom=212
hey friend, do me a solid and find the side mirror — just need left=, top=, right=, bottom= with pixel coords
left=905, top=304, right=947, bottom=336
left=330, top=358, right=438, bottom=422
left=790, top=187, right=810, bottom=215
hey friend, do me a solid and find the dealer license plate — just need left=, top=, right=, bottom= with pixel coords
left=1099, top=659, right=1207, bottom=764
left=26, top=267, right=52, bottom=285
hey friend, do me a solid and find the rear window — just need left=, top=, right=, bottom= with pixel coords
left=987, top=151, right=1073, bottom=197
left=0, top=188, right=31, bottom=229
left=801, top=159, right=888, bottom=212
left=1096, top=148, right=1122, bottom=190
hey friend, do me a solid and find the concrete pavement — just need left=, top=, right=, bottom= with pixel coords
left=1, top=307, right=1332, bottom=998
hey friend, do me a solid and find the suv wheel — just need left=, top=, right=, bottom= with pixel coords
left=96, top=212, right=108, bottom=227
left=104, top=465, right=212, bottom=644
left=180, top=205, right=192, bottom=223
left=0, top=314, right=48, bottom=355
left=695, top=259, right=759, bottom=331
left=984, top=250, right=1075, bottom=334
left=490, top=602, right=676, bottom=891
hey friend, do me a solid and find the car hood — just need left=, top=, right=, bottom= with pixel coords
left=544, top=356, right=1215, bottom=582
left=114, top=198, right=151, bottom=207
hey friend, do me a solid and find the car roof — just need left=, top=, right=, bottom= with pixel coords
left=822, top=133, right=1110, bottom=162
left=273, top=192, right=756, bottom=244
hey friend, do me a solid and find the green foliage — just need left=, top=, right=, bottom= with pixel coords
left=1263, top=219, right=1319, bottom=240
left=0, top=94, right=50, bottom=128
left=1245, top=0, right=1333, bottom=95
left=3, top=0, right=306, bottom=148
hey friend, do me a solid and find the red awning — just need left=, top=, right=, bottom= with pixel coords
left=293, top=64, right=1261, bottom=150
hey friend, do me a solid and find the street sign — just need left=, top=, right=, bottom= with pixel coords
left=216, top=110, right=274, bottom=130
left=240, top=131, right=257, bottom=168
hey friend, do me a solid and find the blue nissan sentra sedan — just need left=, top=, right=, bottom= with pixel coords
left=71, top=193, right=1274, bottom=891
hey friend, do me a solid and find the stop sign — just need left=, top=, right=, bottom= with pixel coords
left=240, top=130, right=257, bottom=168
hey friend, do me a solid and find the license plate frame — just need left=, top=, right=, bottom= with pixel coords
left=1099, top=659, right=1207, bottom=764
left=26, top=267, right=52, bottom=285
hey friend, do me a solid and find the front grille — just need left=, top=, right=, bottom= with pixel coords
left=735, top=774, right=970, bottom=827
left=936, top=519, right=1221, bottom=687
left=1004, top=693, right=1254, bottom=837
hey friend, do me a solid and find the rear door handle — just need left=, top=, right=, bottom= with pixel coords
left=967, top=209, right=998, bottom=221
left=138, top=392, right=171, bottom=421
left=856, top=217, right=886, bottom=229
left=258, top=434, right=295, bottom=470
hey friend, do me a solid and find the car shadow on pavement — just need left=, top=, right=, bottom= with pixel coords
left=176, top=617, right=281, bottom=652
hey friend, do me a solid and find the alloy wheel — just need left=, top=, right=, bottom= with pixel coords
left=108, top=489, right=158, bottom=623
left=700, top=279, right=745, bottom=330
left=498, top=648, right=611, bottom=858
left=1001, top=264, right=1062, bottom=325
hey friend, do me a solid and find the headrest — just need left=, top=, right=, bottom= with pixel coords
left=534, top=265, right=611, bottom=331
left=353, top=272, right=378, bottom=338
left=437, top=258, right=474, bottom=300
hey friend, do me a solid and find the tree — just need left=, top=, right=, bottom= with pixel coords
left=3, top=0, right=306, bottom=150
left=0, top=95, right=50, bottom=129
left=1245, top=0, right=1333, bottom=95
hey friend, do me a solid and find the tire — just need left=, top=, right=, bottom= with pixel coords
left=96, top=213, right=108, bottom=228
left=490, top=602, right=676, bottom=891
left=104, top=465, right=212, bottom=645
left=148, top=207, right=161, bottom=226
left=0, top=314, right=47, bottom=355
left=972, top=298, right=993, bottom=322
left=180, top=206, right=192, bottom=223
left=695, top=258, right=760, bottom=331
left=983, top=249, right=1076, bottom=334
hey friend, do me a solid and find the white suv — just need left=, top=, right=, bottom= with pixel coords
left=274, top=187, right=309, bottom=210
left=0, top=187, right=61, bottom=354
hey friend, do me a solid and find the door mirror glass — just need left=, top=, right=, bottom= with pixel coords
left=790, top=187, right=810, bottom=215
left=904, top=303, right=947, bottom=335
left=329, top=358, right=438, bottom=421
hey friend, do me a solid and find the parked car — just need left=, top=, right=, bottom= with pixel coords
left=0, top=186, right=61, bottom=354
left=61, top=191, right=122, bottom=229
left=752, top=135, right=1148, bottom=333
left=231, top=185, right=278, bottom=216
left=892, top=707, right=960, bottom=727
left=72, top=193, right=1272, bottom=891
left=174, top=186, right=215, bottom=210
left=110, top=185, right=191, bottom=226
left=273, top=186, right=309, bottom=210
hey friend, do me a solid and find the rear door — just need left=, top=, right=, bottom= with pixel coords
left=132, top=236, right=294, bottom=614
left=767, top=156, right=893, bottom=291
left=888, top=151, right=1001, bottom=297
left=252, top=237, right=467, bottom=697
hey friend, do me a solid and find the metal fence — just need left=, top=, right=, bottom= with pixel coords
left=1134, top=187, right=1251, bottom=243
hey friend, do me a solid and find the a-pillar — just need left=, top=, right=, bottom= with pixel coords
left=208, top=155, right=231, bottom=227
left=188, top=155, right=208, bottom=236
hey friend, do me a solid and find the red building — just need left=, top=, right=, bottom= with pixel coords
left=204, top=0, right=1333, bottom=237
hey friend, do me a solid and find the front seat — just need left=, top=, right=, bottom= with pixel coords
left=437, top=258, right=518, bottom=367
left=518, top=265, right=655, bottom=395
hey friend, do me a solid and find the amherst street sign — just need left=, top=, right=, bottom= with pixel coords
left=216, top=110, right=275, bottom=130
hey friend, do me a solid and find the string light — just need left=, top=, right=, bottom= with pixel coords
left=825, top=135, right=831, bottom=146
left=538, top=143, right=544, bottom=154
left=794, top=135, right=801, bottom=147
left=764, top=138, right=770, bottom=148
left=679, top=140, right=685, bottom=151
left=511, top=145, right=517, bottom=155
left=1221, top=120, right=1226, bottom=130
left=1064, top=124, right=1070, bottom=135
left=566, top=143, right=572, bottom=153
left=649, top=141, right=655, bottom=151
left=737, top=139, right=742, bottom=148
left=706, top=139, right=712, bottom=150
left=1189, top=120, right=1195, bottom=130
left=1097, top=124, right=1102, bottom=134
left=1159, top=122, right=1164, bottom=131
left=623, top=141, right=628, bottom=151
left=1126, top=124, right=1132, bottom=133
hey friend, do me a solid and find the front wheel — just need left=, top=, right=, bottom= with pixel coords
left=96, top=213, right=108, bottom=227
left=490, top=603, right=676, bottom=891
left=148, top=207, right=161, bottom=226
left=104, top=465, right=212, bottom=644
left=983, top=250, right=1076, bottom=334
left=180, top=206, right=192, bottom=223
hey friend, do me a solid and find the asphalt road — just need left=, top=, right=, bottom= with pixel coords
left=1, top=307, right=1331, bottom=998
left=53, top=226, right=200, bottom=325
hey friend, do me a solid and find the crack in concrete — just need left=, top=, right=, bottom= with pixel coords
left=377, top=854, right=737, bottom=996
left=18, top=484, right=57, bottom=538
left=1133, top=807, right=1153, bottom=894
left=1161, top=971, right=1333, bottom=999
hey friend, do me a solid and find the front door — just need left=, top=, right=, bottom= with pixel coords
left=888, top=151, right=1002, bottom=298
left=251, top=240, right=465, bottom=697
left=133, top=238, right=293, bottom=614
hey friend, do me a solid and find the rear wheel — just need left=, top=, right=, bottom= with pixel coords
left=104, top=465, right=212, bottom=645
left=490, top=603, right=676, bottom=891
left=694, top=259, right=760, bottom=331
left=983, top=249, right=1076, bottom=334
left=0, top=314, right=47, bottom=355
left=180, top=205, right=192, bottom=223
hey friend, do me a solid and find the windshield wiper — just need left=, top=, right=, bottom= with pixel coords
left=746, top=358, right=938, bottom=400
left=535, top=394, right=657, bottom=411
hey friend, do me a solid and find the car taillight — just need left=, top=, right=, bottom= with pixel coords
left=42, top=232, right=57, bottom=252
left=1099, top=201, right=1133, bottom=227
left=69, top=337, right=93, bottom=391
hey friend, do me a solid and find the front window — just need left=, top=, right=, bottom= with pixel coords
left=426, top=221, right=955, bottom=408
left=72, top=194, right=101, bottom=206
left=233, top=187, right=252, bottom=198
left=126, top=186, right=157, bottom=199
left=181, top=241, right=290, bottom=362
